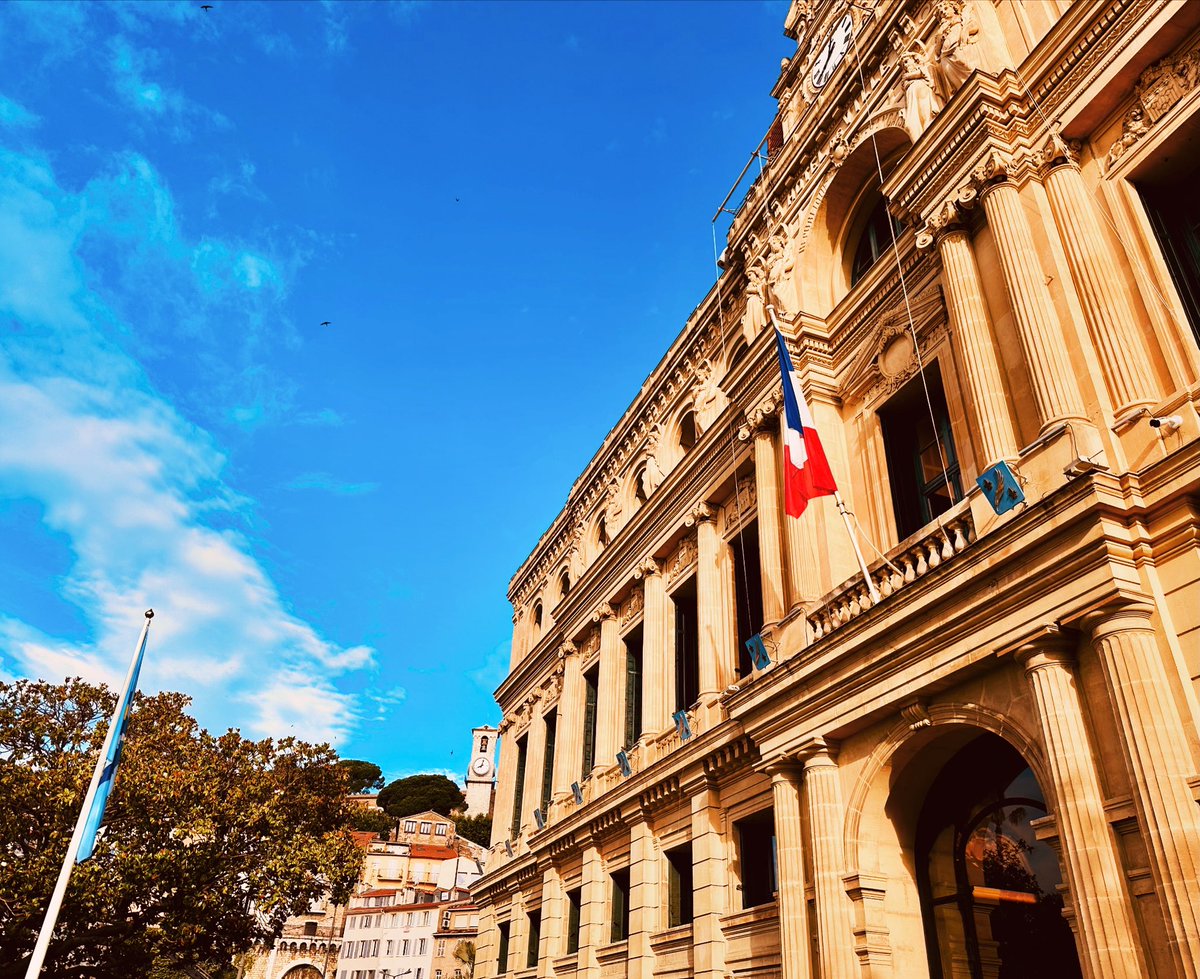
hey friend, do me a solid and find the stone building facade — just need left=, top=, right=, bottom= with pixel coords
left=473, top=1, right=1200, bottom=978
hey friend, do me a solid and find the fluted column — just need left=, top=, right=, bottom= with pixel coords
left=492, top=718, right=519, bottom=847
left=978, top=174, right=1088, bottom=431
left=552, top=642, right=584, bottom=800
left=595, top=602, right=624, bottom=768
left=1089, top=603, right=1200, bottom=976
left=746, top=409, right=786, bottom=625
left=522, top=704, right=548, bottom=834
left=770, top=763, right=813, bottom=979
left=636, top=557, right=671, bottom=735
left=1042, top=159, right=1157, bottom=416
left=1017, top=633, right=1145, bottom=979
left=800, top=741, right=856, bottom=979
left=934, top=225, right=1020, bottom=465
left=579, top=841, right=605, bottom=979
left=628, top=813, right=661, bottom=979
left=783, top=496, right=821, bottom=610
left=691, top=780, right=729, bottom=979
left=695, top=504, right=736, bottom=704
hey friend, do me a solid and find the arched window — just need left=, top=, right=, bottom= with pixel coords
left=850, top=193, right=903, bottom=285
left=559, top=569, right=571, bottom=599
left=533, top=602, right=543, bottom=629
left=633, top=465, right=649, bottom=505
left=916, top=733, right=1081, bottom=979
left=726, top=340, right=750, bottom=375
left=480, top=735, right=489, bottom=753
left=678, top=410, right=698, bottom=451
left=597, top=515, right=610, bottom=548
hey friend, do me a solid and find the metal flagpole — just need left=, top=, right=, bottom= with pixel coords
left=767, top=306, right=881, bottom=605
left=23, top=609, right=154, bottom=979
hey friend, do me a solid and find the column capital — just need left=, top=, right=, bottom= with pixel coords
left=1038, top=136, right=1083, bottom=177
left=915, top=187, right=978, bottom=250
left=1006, top=623, right=1076, bottom=673
left=796, top=736, right=839, bottom=767
left=633, top=555, right=661, bottom=580
left=738, top=398, right=779, bottom=440
left=685, top=501, right=716, bottom=527
left=761, top=756, right=806, bottom=783
left=592, top=601, right=615, bottom=623
left=1082, top=599, right=1156, bottom=640
left=559, top=640, right=577, bottom=659
left=970, top=149, right=1014, bottom=197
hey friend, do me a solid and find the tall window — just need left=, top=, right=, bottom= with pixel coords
left=610, top=868, right=631, bottom=943
left=666, top=842, right=694, bottom=927
left=851, top=192, right=903, bottom=285
left=1140, top=155, right=1200, bottom=344
left=623, top=625, right=643, bottom=749
left=678, top=410, right=698, bottom=451
left=671, top=577, right=700, bottom=713
left=540, top=709, right=557, bottom=812
left=730, top=519, right=764, bottom=678
left=510, top=734, right=528, bottom=838
left=581, top=665, right=599, bottom=778
left=879, top=365, right=961, bottom=540
left=496, top=922, right=510, bottom=975
left=736, top=808, right=777, bottom=908
left=526, top=908, right=541, bottom=968
left=566, top=887, right=582, bottom=955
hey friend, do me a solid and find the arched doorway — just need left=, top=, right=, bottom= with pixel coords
left=280, top=965, right=322, bottom=979
left=914, top=732, right=1081, bottom=979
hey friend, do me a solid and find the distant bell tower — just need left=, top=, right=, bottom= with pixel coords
left=464, top=724, right=497, bottom=816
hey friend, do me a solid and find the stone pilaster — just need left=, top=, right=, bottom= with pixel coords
left=769, top=763, right=813, bottom=979
left=746, top=407, right=786, bottom=625
left=977, top=170, right=1088, bottom=432
left=628, top=813, right=661, bottom=979
left=934, top=224, right=1020, bottom=466
left=636, top=557, right=671, bottom=735
left=476, top=904, right=499, bottom=979
left=522, top=704, right=548, bottom=834
left=1042, top=156, right=1157, bottom=416
left=1089, top=603, right=1200, bottom=977
left=552, top=642, right=583, bottom=802
left=579, top=841, right=605, bottom=979
left=800, top=740, right=856, bottom=979
left=690, top=780, right=728, bottom=979
left=1017, top=632, right=1145, bottom=979
left=540, top=864, right=564, bottom=972
left=695, top=504, right=736, bottom=708
left=595, top=602, right=623, bottom=769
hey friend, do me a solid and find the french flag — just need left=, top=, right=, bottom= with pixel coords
left=774, top=328, right=837, bottom=516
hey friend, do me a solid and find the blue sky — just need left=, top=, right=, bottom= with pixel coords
left=0, top=0, right=790, bottom=781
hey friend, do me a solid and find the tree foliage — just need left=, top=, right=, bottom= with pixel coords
left=453, top=940, right=476, bottom=979
left=376, top=773, right=465, bottom=819
left=453, top=813, right=492, bottom=847
left=336, top=758, right=384, bottom=793
left=347, top=805, right=394, bottom=838
left=0, top=677, right=364, bottom=979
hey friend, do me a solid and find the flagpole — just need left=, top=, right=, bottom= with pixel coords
left=767, top=307, right=881, bottom=605
left=24, top=609, right=154, bottom=979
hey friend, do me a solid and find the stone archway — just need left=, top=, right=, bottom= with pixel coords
left=842, top=709, right=1081, bottom=979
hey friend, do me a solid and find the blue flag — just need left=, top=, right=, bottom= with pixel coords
left=76, top=619, right=151, bottom=864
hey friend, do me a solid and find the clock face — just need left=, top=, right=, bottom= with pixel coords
left=471, top=757, right=492, bottom=777
left=811, top=13, right=854, bottom=89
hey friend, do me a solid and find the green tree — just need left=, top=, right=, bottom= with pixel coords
left=0, top=677, right=364, bottom=979
left=453, top=939, right=477, bottom=979
left=348, top=805, right=394, bottom=838
left=376, top=773, right=465, bottom=819
left=453, top=813, right=492, bottom=847
left=336, top=758, right=384, bottom=793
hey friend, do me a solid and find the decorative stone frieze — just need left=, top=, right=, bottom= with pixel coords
left=1106, top=47, right=1200, bottom=172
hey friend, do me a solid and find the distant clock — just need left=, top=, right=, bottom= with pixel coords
left=471, top=756, right=492, bottom=777
left=811, top=13, right=854, bottom=89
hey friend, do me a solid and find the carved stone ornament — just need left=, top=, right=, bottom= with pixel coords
left=559, top=640, right=577, bottom=660
left=765, top=226, right=799, bottom=318
left=583, top=628, right=600, bottom=657
left=633, top=555, right=660, bottom=580
left=621, top=587, right=644, bottom=626
left=1106, top=49, right=1200, bottom=172
left=685, top=502, right=715, bottom=527
left=729, top=473, right=757, bottom=521
left=592, top=601, right=615, bottom=623
left=668, top=535, right=697, bottom=582
left=970, top=149, right=1011, bottom=192
left=900, top=42, right=943, bottom=144
left=692, top=359, right=724, bottom=433
left=915, top=185, right=979, bottom=250
left=901, top=699, right=932, bottom=730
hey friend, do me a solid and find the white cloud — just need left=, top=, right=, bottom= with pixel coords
left=0, top=145, right=374, bottom=746
left=109, top=36, right=230, bottom=139
left=0, top=94, right=39, bottom=129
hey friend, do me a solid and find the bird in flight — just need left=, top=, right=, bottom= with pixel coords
left=320, top=321, right=332, bottom=327
left=201, top=4, right=212, bottom=9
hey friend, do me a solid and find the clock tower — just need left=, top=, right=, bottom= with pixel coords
left=464, top=724, right=497, bottom=816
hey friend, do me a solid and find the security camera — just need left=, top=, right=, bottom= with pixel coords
left=1149, top=415, right=1183, bottom=433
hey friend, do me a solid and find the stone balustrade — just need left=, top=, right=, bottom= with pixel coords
left=808, top=507, right=975, bottom=641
